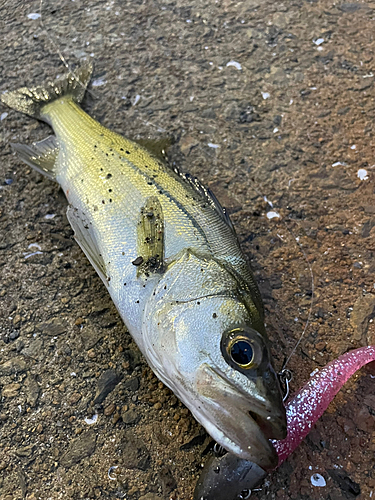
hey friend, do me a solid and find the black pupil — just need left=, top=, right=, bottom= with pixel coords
left=230, top=340, right=253, bottom=366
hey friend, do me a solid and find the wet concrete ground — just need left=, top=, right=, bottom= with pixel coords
left=1, top=0, right=375, bottom=499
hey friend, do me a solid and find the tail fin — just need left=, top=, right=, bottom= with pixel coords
left=1, top=61, right=93, bottom=121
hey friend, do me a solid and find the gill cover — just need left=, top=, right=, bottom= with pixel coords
left=142, top=249, right=286, bottom=469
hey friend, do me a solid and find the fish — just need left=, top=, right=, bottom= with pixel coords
left=193, top=345, right=375, bottom=500
left=1, top=62, right=286, bottom=470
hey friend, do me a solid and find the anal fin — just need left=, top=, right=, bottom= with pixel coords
left=135, top=196, right=165, bottom=277
left=66, top=205, right=108, bottom=286
left=11, top=135, right=59, bottom=180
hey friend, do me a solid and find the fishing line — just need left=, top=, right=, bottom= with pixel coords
left=38, top=0, right=100, bottom=100
left=248, top=181, right=315, bottom=371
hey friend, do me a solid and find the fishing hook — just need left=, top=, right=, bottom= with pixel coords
left=278, top=368, right=293, bottom=402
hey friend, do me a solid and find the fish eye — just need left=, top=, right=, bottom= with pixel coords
left=221, top=326, right=265, bottom=372
left=228, top=338, right=254, bottom=368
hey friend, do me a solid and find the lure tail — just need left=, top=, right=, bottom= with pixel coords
left=1, top=62, right=93, bottom=179
left=1, top=61, right=93, bottom=122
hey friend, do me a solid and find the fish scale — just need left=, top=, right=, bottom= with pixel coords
left=1, top=61, right=287, bottom=470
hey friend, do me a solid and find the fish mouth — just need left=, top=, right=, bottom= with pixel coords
left=194, top=364, right=287, bottom=470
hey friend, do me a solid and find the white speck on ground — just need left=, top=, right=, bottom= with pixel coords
left=28, top=243, right=41, bottom=250
left=263, top=196, right=274, bottom=208
left=1, top=112, right=8, bottom=121
left=311, top=473, right=326, bottom=487
left=108, top=466, right=118, bottom=480
left=27, top=13, right=41, bottom=20
left=92, top=77, right=107, bottom=87
left=24, top=251, right=43, bottom=259
left=207, top=143, right=220, bottom=148
left=84, top=414, right=98, bottom=425
left=226, top=60, right=242, bottom=70
left=357, top=168, right=368, bottom=180
left=261, top=92, right=270, bottom=99
left=313, top=38, right=324, bottom=46
left=266, top=211, right=280, bottom=219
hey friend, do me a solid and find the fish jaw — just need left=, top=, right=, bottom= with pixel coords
left=193, top=363, right=284, bottom=470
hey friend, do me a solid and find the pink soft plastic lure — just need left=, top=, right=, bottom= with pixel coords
left=194, top=346, right=375, bottom=500
left=274, top=346, right=375, bottom=465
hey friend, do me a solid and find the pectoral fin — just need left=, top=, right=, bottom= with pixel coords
left=66, top=205, right=108, bottom=286
left=135, top=196, right=164, bottom=277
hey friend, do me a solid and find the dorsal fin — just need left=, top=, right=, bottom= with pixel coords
left=135, top=135, right=235, bottom=234
left=134, top=137, right=173, bottom=163
left=172, top=166, right=236, bottom=234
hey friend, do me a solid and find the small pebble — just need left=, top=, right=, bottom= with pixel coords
left=9, top=330, right=19, bottom=340
left=104, top=403, right=116, bottom=416
left=112, top=412, right=121, bottom=424
left=69, top=393, right=82, bottom=405
left=3, top=383, right=21, bottom=397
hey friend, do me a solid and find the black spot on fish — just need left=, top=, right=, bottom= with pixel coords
left=132, top=256, right=144, bottom=266
left=124, top=283, right=126, bottom=286
left=109, top=199, right=112, bottom=203
left=213, top=313, right=217, bottom=318
left=108, top=189, right=112, bottom=192
left=106, top=173, right=112, bottom=179
left=197, top=301, right=200, bottom=305
left=126, top=150, right=130, bottom=154
left=102, top=200, right=105, bottom=204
